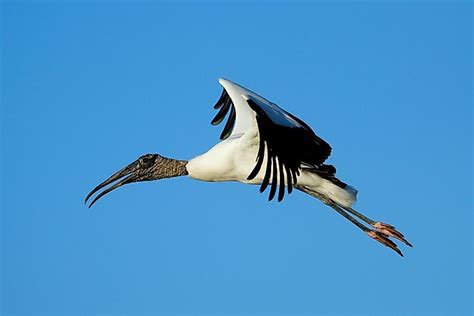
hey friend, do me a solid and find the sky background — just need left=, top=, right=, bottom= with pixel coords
left=1, top=2, right=472, bottom=315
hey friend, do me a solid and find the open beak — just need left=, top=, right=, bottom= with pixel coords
left=85, top=159, right=142, bottom=208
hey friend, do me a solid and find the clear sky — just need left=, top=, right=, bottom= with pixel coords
left=1, top=2, right=472, bottom=315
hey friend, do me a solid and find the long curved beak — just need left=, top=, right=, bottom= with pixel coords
left=85, top=159, right=141, bottom=208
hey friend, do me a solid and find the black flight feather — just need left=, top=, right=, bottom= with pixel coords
left=278, top=159, right=285, bottom=202
left=213, top=89, right=227, bottom=109
left=268, top=157, right=278, bottom=201
left=285, top=164, right=293, bottom=194
left=211, top=99, right=230, bottom=125
left=246, top=97, right=331, bottom=202
left=211, top=86, right=333, bottom=202
left=220, top=105, right=235, bottom=140
left=247, top=140, right=265, bottom=180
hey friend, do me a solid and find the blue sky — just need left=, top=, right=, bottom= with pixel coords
left=1, top=2, right=472, bottom=315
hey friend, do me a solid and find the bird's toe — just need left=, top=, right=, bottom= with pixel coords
left=367, top=230, right=404, bottom=257
left=372, top=222, right=413, bottom=247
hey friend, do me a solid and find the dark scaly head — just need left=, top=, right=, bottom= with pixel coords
left=85, top=154, right=187, bottom=208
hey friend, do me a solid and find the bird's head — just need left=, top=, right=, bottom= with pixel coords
left=85, top=153, right=187, bottom=208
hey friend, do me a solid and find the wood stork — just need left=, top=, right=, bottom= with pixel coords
left=85, top=78, right=412, bottom=256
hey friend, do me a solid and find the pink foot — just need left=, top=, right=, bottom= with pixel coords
left=367, top=231, right=404, bottom=257
left=372, top=222, right=413, bottom=247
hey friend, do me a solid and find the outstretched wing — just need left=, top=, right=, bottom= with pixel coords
left=211, top=78, right=332, bottom=202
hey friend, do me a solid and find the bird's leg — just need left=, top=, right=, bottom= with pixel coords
left=328, top=202, right=404, bottom=256
left=297, top=186, right=404, bottom=256
left=341, top=206, right=412, bottom=247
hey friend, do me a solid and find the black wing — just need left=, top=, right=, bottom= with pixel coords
left=211, top=88, right=332, bottom=202
left=245, top=96, right=331, bottom=202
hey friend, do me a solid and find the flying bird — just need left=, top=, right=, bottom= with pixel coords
left=85, top=78, right=412, bottom=256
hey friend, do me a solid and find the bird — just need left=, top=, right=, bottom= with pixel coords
left=85, top=78, right=412, bottom=256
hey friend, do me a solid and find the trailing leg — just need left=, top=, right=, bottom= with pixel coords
left=298, top=186, right=407, bottom=256
left=341, top=206, right=412, bottom=247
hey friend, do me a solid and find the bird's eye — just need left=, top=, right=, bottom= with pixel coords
left=139, top=154, right=157, bottom=166
left=140, top=157, right=151, bottom=165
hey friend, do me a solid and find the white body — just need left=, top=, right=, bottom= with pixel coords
left=186, top=78, right=357, bottom=208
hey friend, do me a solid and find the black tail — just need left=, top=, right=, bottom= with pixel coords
left=303, top=164, right=349, bottom=189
